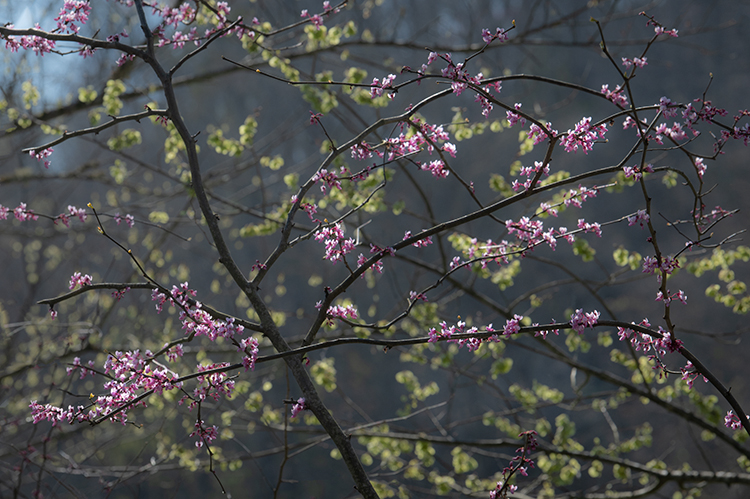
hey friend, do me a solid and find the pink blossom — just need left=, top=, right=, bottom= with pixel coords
left=503, top=315, right=524, bottom=337
left=569, top=309, right=600, bottom=334
left=560, top=117, right=607, bottom=154
left=404, top=230, right=433, bottom=247
left=654, top=26, right=678, bottom=37
left=69, top=271, right=93, bottom=289
left=190, top=420, right=219, bottom=448
left=116, top=53, right=135, bottom=66
left=621, top=56, right=647, bottom=69
left=481, top=27, right=509, bottom=44
left=5, top=25, right=56, bottom=56
left=370, top=74, right=396, bottom=99
left=506, top=103, right=526, bottom=127
left=30, top=148, right=53, bottom=168
left=659, top=96, right=678, bottom=117
left=312, top=167, right=344, bottom=193
left=442, top=142, right=457, bottom=157
left=309, top=111, right=323, bottom=124
left=527, top=122, right=557, bottom=145
left=291, top=397, right=306, bottom=418
left=314, top=223, right=355, bottom=263
left=240, top=337, right=260, bottom=371
left=601, top=84, right=628, bottom=107
left=55, top=1, right=92, bottom=34
left=112, top=287, right=130, bottom=300
left=576, top=219, right=602, bottom=237
left=13, top=203, right=38, bottom=221
left=694, top=157, right=707, bottom=177
left=627, top=209, right=650, bottom=227
left=421, top=160, right=449, bottom=178
left=68, top=205, right=88, bottom=222
left=680, top=361, right=707, bottom=389
left=725, top=410, right=746, bottom=430
left=166, top=344, right=184, bottom=362
left=324, top=304, right=358, bottom=325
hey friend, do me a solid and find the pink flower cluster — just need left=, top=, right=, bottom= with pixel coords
left=506, top=103, right=526, bottom=128
left=421, top=160, right=449, bottom=178
left=370, top=74, right=396, bottom=99
left=403, top=231, right=433, bottom=248
left=654, top=26, right=679, bottom=37
left=66, top=356, right=96, bottom=379
left=720, top=112, right=750, bottom=147
left=725, top=410, right=747, bottom=430
left=69, top=271, right=92, bottom=289
left=627, top=209, right=650, bottom=227
left=563, top=185, right=599, bottom=208
left=350, top=120, right=457, bottom=179
left=505, top=216, right=571, bottom=251
left=113, top=212, right=136, bottom=228
left=481, top=27, right=509, bottom=44
left=318, top=303, right=359, bottom=326
left=617, top=319, right=684, bottom=357
left=601, top=84, right=628, bottom=107
left=301, top=1, right=337, bottom=30
left=56, top=205, right=88, bottom=227
left=511, top=161, right=549, bottom=192
left=576, top=218, right=602, bottom=237
left=642, top=255, right=679, bottom=283
left=157, top=2, right=197, bottom=29
left=355, top=244, right=390, bottom=276
left=30, top=148, right=54, bottom=168
left=527, top=122, right=558, bottom=145
left=141, top=1, right=254, bottom=52
left=560, top=117, right=607, bottom=154
left=190, top=419, right=219, bottom=448
left=414, top=45, right=504, bottom=117
left=3, top=24, right=56, bottom=56
left=312, top=167, right=344, bottom=193
left=655, top=289, right=687, bottom=307
left=490, top=430, right=538, bottom=498
left=658, top=96, right=679, bottom=117
left=623, top=163, right=654, bottom=181
left=184, top=362, right=235, bottom=410
left=35, top=282, right=259, bottom=435
left=453, top=185, right=602, bottom=270
left=152, top=283, right=247, bottom=343
left=640, top=11, right=679, bottom=37
left=30, top=400, right=89, bottom=426
left=54, top=0, right=91, bottom=34
left=621, top=56, right=647, bottom=69
left=569, top=309, right=600, bottom=334
left=0, top=202, right=38, bottom=221
left=353, top=253, right=379, bottom=276
left=694, top=157, right=706, bottom=178
left=31, top=348, right=183, bottom=426
left=427, top=320, right=482, bottom=352
left=239, top=337, right=260, bottom=371
left=680, top=361, right=707, bottom=389
left=314, top=223, right=356, bottom=264
left=104, top=348, right=180, bottom=403
left=502, top=315, right=524, bottom=337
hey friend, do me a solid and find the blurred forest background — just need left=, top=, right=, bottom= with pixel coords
left=2, top=0, right=750, bottom=497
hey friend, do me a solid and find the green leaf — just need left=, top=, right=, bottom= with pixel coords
left=78, top=85, right=98, bottom=104
left=148, top=211, right=170, bottom=224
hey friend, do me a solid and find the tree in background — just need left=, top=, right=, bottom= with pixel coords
left=1, top=1, right=750, bottom=497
